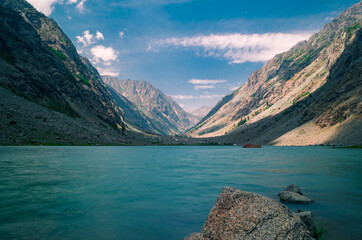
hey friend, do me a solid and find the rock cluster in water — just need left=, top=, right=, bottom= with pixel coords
left=242, top=144, right=262, bottom=148
left=278, top=184, right=313, bottom=204
left=185, top=187, right=314, bottom=240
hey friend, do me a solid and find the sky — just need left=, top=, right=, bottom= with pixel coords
left=26, top=0, right=359, bottom=111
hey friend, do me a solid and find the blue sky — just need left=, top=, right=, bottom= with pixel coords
left=27, top=0, right=359, bottom=111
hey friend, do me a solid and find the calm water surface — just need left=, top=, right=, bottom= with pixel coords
left=0, top=146, right=361, bottom=240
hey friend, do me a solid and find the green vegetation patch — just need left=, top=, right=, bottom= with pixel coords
left=50, top=47, right=67, bottom=60
left=293, top=92, right=310, bottom=104
left=346, top=23, right=361, bottom=33
left=237, top=118, right=246, bottom=127
left=313, top=222, right=326, bottom=240
left=294, top=49, right=318, bottom=66
left=73, top=73, right=91, bottom=86
left=265, top=101, right=273, bottom=110
left=284, top=48, right=305, bottom=62
left=191, top=121, right=206, bottom=131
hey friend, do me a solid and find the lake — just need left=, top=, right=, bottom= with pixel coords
left=0, top=146, right=361, bottom=240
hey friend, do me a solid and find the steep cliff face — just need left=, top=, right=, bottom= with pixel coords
left=0, top=0, right=145, bottom=144
left=188, top=2, right=362, bottom=145
left=103, top=76, right=198, bottom=135
left=0, top=0, right=124, bottom=129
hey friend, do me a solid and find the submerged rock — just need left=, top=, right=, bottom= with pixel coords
left=296, top=211, right=315, bottom=236
left=242, top=144, right=262, bottom=148
left=279, top=191, right=313, bottom=204
left=185, top=187, right=313, bottom=240
left=278, top=184, right=313, bottom=204
left=283, top=184, right=303, bottom=195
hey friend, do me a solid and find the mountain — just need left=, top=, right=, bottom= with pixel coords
left=103, top=76, right=198, bottom=135
left=0, top=0, right=148, bottom=145
left=187, top=106, right=213, bottom=120
left=188, top=2, right=362, bottom=146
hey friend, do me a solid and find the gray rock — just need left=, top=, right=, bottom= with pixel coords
left=279, top=191, right=313, bottom=204
left=185, top=187, right=313, bottom=240
left=296, top=211, right=315, bottom=236
left=283, top=184, right=303, bottom=195
left=184, top=233, right=203, bottom=240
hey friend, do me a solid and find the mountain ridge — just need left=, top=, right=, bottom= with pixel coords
left=187, top=105, right=213, bottom=120
left=0, top=0, right=153, bottom=145
left=188, top=1, right=362, bottom=145
left=103, top=76, right=198, bottom=135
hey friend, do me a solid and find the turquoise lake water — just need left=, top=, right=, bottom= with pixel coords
left=0, top=146, right=361, bottom=240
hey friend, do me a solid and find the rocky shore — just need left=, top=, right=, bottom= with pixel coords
left=186, top=186, right=316, bottom=240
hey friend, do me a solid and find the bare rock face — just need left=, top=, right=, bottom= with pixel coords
left=185, top=233, right=203, bottom=240
left=295, top=211, right=315, bottom=236
left=186, top=187, right=313, bottom=240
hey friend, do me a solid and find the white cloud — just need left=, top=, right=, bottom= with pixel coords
left=158, top=32, right=313, bottom=64
left=96, top=31, right=104, bottom=40
left=76, top=0, right=87, bottom=12
left=91, top=45, right=118, bottom=63
left=230, top=86, right=239, bottom=91
left=26, top=0, right=59, bottom=16
left=76, top=30, right=104, bottom=47
left=188, top=79, right=227, bottom=90
left=200, top=94, right=224, bottom=99
left=194, top=85, right=215, bottom=90
left=26, top=0, right=86, bottom=15
left=171, top=94, right=224, bottom=100
left=114, top=0, right=191, bottom=8
left=119, top=31, right=125, bottom=38
left=171, top=95, right=195, bottom=100
left=76, top=30, right=93, bottom=47
left=188, top=79, right=227, bottom=85
left=96, top=67, right=119, bottom=77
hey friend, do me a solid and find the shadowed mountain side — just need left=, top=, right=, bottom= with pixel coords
left=0, top=87, right=150, bottom=145
left=214, top=29, right=362, bottom=146
left=0, top=1, right=125, bottom=131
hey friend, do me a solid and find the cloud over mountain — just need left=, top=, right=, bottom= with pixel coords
left=158, top=32, right=314, bottom=64
left=26, top=0, right=87, bottom=16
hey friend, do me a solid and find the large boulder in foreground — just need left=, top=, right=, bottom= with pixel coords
left=186, top=187, right=313, bottom=240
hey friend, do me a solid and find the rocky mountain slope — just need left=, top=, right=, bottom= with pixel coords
left=103, top=76, right=198, bottom=135
left=187, top=105, right=213, bottom=121
left=188, top=2, right=362, bottom=146
left=0, top=0, right=146, bottom=144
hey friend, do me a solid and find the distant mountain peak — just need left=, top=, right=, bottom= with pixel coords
left=102, top=75, right=198, bottom=135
